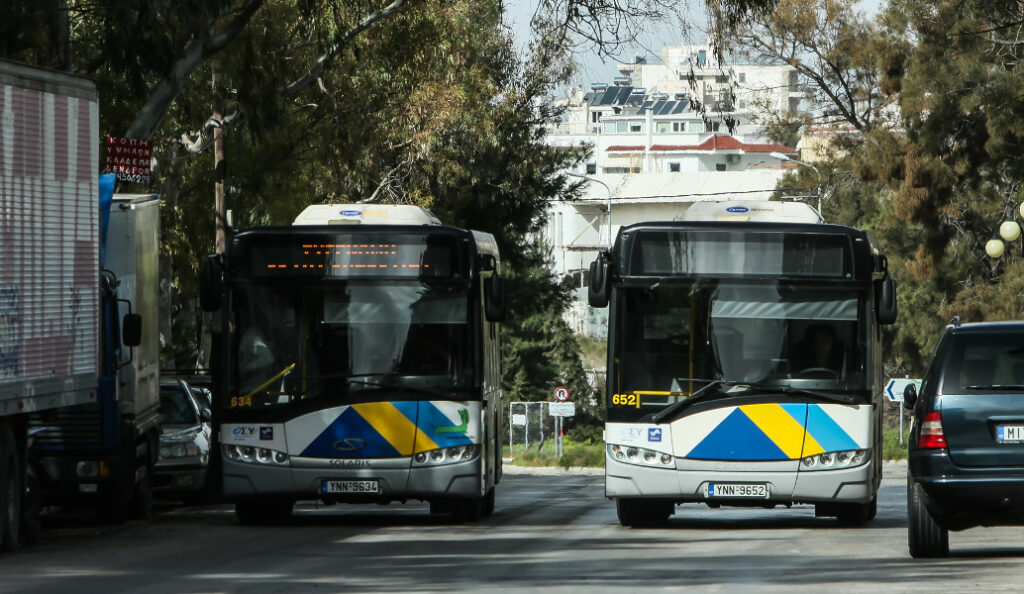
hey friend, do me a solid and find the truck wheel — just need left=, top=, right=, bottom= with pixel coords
left=908, top=478, right=948, bottom=558
left=97, top=493, right=128, bottom=524
left=131, top=435, right=157, bottom=520
left=131, top=468, right=154, bottom=520
left=1, top=427, right=22, bottom=552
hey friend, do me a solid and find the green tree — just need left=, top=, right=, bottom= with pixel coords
left=731, top=0, right=908, bottom=145
left=737, top=0, right=1024, bottom=376
left=500, top=242, right=592, bottom=402
left=1, top=0, right=784, bottom=395
left=869, top=0, right=1024, bottom=370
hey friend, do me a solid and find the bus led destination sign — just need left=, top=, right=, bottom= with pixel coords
left=242, top=232, right=464, bottom=278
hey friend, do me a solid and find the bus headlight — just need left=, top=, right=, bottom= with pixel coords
left=412, top=445, right=479, bottom=466
left=608, top=444, right=674, bottom=468
left=800, top=449, right=869, bottom=471
left=223, top=444, right=290, bottom=466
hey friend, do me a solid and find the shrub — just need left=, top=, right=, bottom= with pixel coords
left=565, top=422, right=602, bottom=445
left=557, top=441, right=605, bottom=469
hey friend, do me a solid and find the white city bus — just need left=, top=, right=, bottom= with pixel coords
left=588, top=201, right=897, bottom=526
left=200, top=205, right=505, bottom=523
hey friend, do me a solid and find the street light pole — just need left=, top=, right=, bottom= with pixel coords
left=565, top=172, right=613, bottom=247
left=769, top=151, right=823, bottom=213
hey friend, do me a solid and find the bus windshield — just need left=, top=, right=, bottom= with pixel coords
left=609, top=280, right=867, bottom=422
left=231, top=280, right=475, bottom=409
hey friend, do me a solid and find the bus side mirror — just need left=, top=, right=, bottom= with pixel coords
left=903, top=383, right=918, bottom=409
left=485, top=275, right=506, bottom=322
left=875, top=276, right=897, bottom=325
left=478, top=253, right=496, bottom=272
left=199, top=254, right=224, bottom=312
left=588, top=253, right=610, bottom=308
left=122, top=313, right=142, bottom=347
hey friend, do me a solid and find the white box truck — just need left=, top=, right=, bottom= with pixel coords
left=0, top=60, right=161, bottom=551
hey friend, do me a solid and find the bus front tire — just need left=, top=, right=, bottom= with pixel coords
left=482, top=487, right=495, bottom=518
left=908, top=479, right=948, bottom=558
left=834, top=496, right=877, bottom=526
left=617, top=498, right=672, bottom=528
left=431, top=495, right=489, bottom=523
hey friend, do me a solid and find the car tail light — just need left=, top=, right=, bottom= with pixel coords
left=918, top=411, right=947, bottom=449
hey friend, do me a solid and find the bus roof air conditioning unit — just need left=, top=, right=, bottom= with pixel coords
left=292, top=204, right=441, bottom=226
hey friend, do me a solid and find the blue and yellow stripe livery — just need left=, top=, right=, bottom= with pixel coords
left=682, top=403, right=865, bottom=461
left=298, top=401, right=476, bottom=458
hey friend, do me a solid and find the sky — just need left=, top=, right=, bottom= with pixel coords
left=503, top=0, right=705, bottom=89
left=503, top=0, right=887, bottom=91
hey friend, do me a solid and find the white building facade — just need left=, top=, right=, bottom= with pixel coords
left=540, top=43, right=808, bottom=336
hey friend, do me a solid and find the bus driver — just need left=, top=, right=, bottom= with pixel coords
left=792, top=324, right=845, bottom=375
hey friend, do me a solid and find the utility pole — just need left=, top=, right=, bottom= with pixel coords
left=213, top=66, right=226, bottom=254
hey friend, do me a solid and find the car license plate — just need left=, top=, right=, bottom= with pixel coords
left=704, top=483, right=769, bottom=499
left=997, top=425, right=1024, bottom=443
left=321, top=479, right=379, bottom=494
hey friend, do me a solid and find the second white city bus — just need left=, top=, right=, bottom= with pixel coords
left=588, top=201, right=897, bottom=527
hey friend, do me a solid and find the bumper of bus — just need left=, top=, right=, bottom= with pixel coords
left=605, top=455, right=874, bottom=504
left=222, top=456, right=484, bottom=502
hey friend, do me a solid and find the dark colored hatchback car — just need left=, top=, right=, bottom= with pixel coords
left=906, top=319, right=1024, bottom=557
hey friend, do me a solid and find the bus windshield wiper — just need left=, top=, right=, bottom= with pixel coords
left=732, top=382, right=860, bottom=405
left=267, top=372, right=469, bottom=402
left=967, top=384, right=1024, bottom=391
left=650, top=380, right=859, bottom=424
left=650, top=380, right=730, bottom=424
left=346, top=374, right=471, bottom=400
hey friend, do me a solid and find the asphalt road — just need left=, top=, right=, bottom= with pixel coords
left=2, top=461, right=1024, bottom=593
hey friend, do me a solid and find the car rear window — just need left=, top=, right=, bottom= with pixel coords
left=941, top=333, right=1024, bottom=392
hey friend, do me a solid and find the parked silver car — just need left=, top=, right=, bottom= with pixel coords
left=156, top=379, right=212, bottom=504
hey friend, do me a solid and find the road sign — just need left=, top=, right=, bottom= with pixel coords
left=554, top=386, right=570, bottom=402
left=511, top=414, right=527, bottom=426
left=106, top=136, right=153, bottom=184
left=549, top=402, right=576, bottom=417
left=886, top=378, right=921, bottom=402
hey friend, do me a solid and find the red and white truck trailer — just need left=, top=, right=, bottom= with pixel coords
left=0, top=60, right=161, bottom=550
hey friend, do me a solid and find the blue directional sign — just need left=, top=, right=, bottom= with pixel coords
left=885, top=378, right=922, bottom=402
